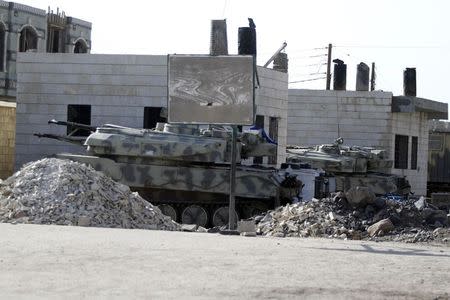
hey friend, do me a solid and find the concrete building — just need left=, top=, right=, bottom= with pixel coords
left=0, top=1, right=92, bottom=99
left=287, top=89, right=448, bottom=195
left=14, top=53, right=288, bottom=169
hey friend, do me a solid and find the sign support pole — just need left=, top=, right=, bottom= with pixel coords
left=228, top=125, right=237, bottom=230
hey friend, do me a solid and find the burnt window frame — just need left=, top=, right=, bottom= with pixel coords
left=143, top=106, right=167, bottom=129
left=394, top=134, right=409, bottom=169
left=411, top=136, right=418, bottom=170
left=67, top=104, right=91, bottom=137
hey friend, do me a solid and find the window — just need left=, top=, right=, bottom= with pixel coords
left=47, top=28, right=63, bottom=53
left=268, top=117, right=278, bottom=165
left=429, top=134, right=443, bottom=151
left=19, top=26, right=38, bottom=52
left=411, top=136, right=418, bottom=170
left=253, top=115, right=265, bottom=164
left=74, top=40, right=88, bottom=53
left=394, top=134, right=408, bottom=169
left=67, top=104, right=91, bottom=136
left=0, top=24, right=5, bottom=71
left=143, top=107, right=166, bottom=129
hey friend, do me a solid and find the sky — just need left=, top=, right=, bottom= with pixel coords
left=18, top=0, right=450, bottom=113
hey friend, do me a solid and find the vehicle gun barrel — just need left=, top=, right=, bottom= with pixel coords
left=48, top=119, right=97, bottom=132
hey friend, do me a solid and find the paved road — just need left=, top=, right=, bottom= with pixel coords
left=0, top=223, right=449, bottom=299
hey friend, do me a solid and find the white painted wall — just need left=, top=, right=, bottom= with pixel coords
left=15, top=53, right=167, bottom=168
left=288, top=89, right=429, bottom=195
left=254, top=67, right=288, bottom=166
left=288, top=89, right=393, bottom=149
left=15, top=53, right=288, bottom=168
left=391, top=112, right=429, bottom=195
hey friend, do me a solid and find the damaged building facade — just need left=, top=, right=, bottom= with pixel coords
left=0, top=1, right=91, bottom=179
left=287, top=69, right=448, bottom=195
left=0, top=1, right=92, bottom=100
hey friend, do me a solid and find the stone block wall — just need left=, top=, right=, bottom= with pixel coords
left=287, top=89, right=430, bottom=195
left=288, top=89, right=393, bottom=150
left=0, top=101, right=16, bottom=179
left=16, top=53, right=288, bottom=168
left=254, top=67, right=288, bottom=166
left=391, top=112, right=429, bottom=195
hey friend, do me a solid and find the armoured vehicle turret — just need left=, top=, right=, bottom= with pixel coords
left=36, top=120, right=301, bottom=227
left=286, top=138, right=411, bottom=196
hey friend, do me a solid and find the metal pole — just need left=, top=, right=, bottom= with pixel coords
left=228, top=125, right=237, bottom=230
left=326, top=43, right=332, bottom=90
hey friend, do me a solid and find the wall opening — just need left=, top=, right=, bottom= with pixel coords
left=411, top=136, right=418, bottom=170
left=253, top=114, right=264, bottom=164
left=67, top=104, right=91, bottom=136
left=47, top=28, right=64, bottom=53
left=0, top=24, right=5, bottom=71
left=74, top=40, right=88, bottom=53
left=143, top=107, right=166, bottom=129
left=19, top=26, right=38, bottom=52
left=268, top=116, right=278, bottom=165
left=394, top=134, right=409, bottom=169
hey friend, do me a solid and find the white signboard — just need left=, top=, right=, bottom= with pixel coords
left=168, top=55, right=254, bottom=125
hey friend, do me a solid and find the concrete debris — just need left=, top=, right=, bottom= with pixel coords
left=181, top=224, right=198, bottom=232
left=367, top=218, right=394, bottom=237
left=0, top=158, right=180, bottom=231
left=345, top=186, right=376, bottom=208
left=254, top=190, right=450, bottom=244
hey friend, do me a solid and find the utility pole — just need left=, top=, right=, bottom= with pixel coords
left=326, top=43, right=332, bottom=90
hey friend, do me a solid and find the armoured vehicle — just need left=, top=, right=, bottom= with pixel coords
left=286, top=138, right=411, bottom=196
left=36, top=120, right=301, bottom=227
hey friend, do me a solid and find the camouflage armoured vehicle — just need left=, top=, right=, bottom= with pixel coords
left=37, top=120, right=300, bottom=227
left=286, top=138, right=411, bottom=196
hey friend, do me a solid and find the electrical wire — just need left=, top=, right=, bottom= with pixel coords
left=289, top=77, right=327, bottom=83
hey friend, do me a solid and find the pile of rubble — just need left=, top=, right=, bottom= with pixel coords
left=0, top=158, right=180, bottom=231
left=255, top=187, right=450, bottom=244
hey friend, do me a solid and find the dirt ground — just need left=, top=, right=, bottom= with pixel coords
left=0, top=223, right=449, bottom=299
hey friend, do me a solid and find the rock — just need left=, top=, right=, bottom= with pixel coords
left=240, top=232, right=257, bottom=237
left=181, top=224, right=198, bottom=232
left=374, top=197, right=386, bottom=209
left=367, top=218, right=395, bottom=237
left=414, top=196, right=427, bottom=211
left=339, top=233, right=347, bottom=239
left=237, top=220, right=256, bottom=234
left=422, top=209, right=448, bottom=226
left=345, top=186, right=376, bottom=208
left=196, top=226, right=208, bottom=233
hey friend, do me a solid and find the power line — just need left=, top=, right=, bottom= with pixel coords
left=289, top=72, right=326, bottom=77
left=289, top=77, right=327, bottom=84
left=335, top=45, right=448, bottom=49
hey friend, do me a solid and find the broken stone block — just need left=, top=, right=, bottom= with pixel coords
left=345, top=186, right=376, bottom=208
left=181, top=224, right=199, bottom=232
left=367, top=218, right=394, bottom=237
left=237, top=220, right=256, bottom=233
left=240, top=232, right=256, bottom=237
left=414, top=196, right=427, bottom=211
